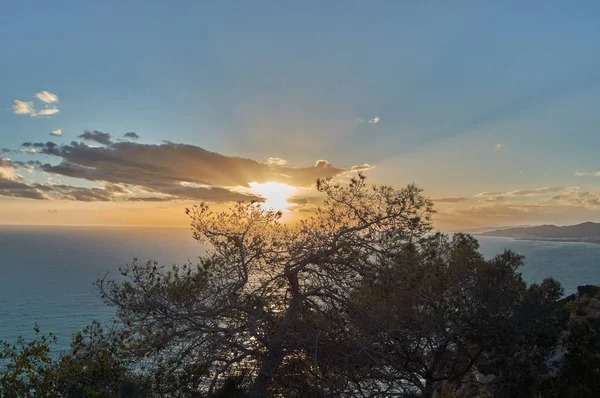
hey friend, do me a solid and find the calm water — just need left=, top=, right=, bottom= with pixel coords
left=1, top=227, right=600, bottom=354
left=0, top=226, right=202, bottom=354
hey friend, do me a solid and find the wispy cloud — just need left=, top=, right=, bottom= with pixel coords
left=574, top=171, right=600, bottom=177
left=476, top=186, right=564, bottom=198
left=434, top=197, right=469, bottom=203
left=475, top=191, right=504, bottom=198
left=35, top=91, right=59, bottom=104
left=50, top=129, right=62, bottom=136
left=552, top=189, right=600, bottom=208
left=357, top=116, right=381, bottom=124
left=13, top=91, right=59, bottom=117
left=507, top=186, right=565, bottom=196
left=35, top=108, right=59, bottom=116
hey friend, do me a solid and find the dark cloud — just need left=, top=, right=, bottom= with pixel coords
left=4, top=131, right=374, bottom=203
left=124, top=132, right=140, bottom=140
left=14, top=138, right=368, bottom=203
left=1, top=158, right=47, bottom=200
left=434, top=197, right=469, bottom=203
left=22, top=141, right=56, bottom=149
left=0, top=157, right=113, bottom=201
left=78, top=130, right=112, bottom=145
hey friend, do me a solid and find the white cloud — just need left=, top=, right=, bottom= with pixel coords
left=13, top=100, right=35, bottom=115
left=36, top=108, right=59, bottom=116
left=13, top=91, right=60, bottom=117
left=35, top=91, right=59, bottom=104
left=50, top=129, right=62, bottom=136
left=574, top=171, right=600, bottom=177
left=266, top=157, right=288, bottom=166
left=357, top=116, right=381, bottom=124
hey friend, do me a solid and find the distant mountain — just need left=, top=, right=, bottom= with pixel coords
left=452, top=225, right=532, bottom=234
left=482, top=222, right=600, bottom=241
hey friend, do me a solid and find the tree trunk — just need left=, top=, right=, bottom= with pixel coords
left=424, top=377, right=435, bottom=398
left=248, top=271, right=303, bottom=397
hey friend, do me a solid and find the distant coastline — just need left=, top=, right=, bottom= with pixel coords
left=496, top=237, right=600, bottom=245
left=480, top=222, right=600, bottom=245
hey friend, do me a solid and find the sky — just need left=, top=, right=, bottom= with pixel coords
left=3, top=1, right=600, bottom=230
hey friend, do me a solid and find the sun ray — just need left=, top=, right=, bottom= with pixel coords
left=249, top=182, right=296, bottom=212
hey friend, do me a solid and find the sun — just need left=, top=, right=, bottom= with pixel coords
left=249, top=182, right=296, bottom=212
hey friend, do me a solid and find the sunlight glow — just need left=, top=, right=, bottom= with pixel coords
left=249, top=182, right=296, bottom=212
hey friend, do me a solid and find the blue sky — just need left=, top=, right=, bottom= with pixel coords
left=3, top=1, right=600, bottom=228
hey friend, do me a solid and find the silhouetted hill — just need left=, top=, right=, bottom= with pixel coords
left=482, top=222, right=600, bottom=241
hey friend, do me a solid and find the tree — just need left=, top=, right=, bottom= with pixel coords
left=307, top=233, right=564, bottom=397
left=0, top=322, right=148, bottom=397
left=97, top=174, right=435, bottom=396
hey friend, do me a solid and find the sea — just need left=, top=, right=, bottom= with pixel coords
left=1, top=226, right=600, bottom=355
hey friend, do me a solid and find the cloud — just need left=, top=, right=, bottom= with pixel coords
left=485, top=196, right=505, bottom=202
left=552, top=190, right=600, bottom=208
left=35, top=108, right=60, bottom=116
left=0, top=158, right=126, bottom=202
left=35, top=91, right=59, bottom=104
left=50, top=129, right=62, bottom=136
left=574, top=171, right=600, bottom=177
left=348, top=163, right=375, bottom=172
left=78, top=130, right=112, bottom=145
left=476, top=187, right=565, bottom=198
left=435, top=202, right=547, bottom=229
left=507, top=186, right=565, bottom=196
left=494, top=144, right=503, bottom=150
left=13, top=91, right=59, bottom=117
left=475, top=191, right=504, bottom=198
left=0, top=158, right=47, bottom=200
left=434, top=197, right=469, bottom=203
left=357, top=116, right=381, bottom=124
left=13, top=100, right=35, bottom=115
left=1, top=148, right=37, bottom=154
left=6, top=137, right=370, bottom=203
left=124, top=132, right=140, bottom=140
left=266, top=157, right=287, bottom=166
